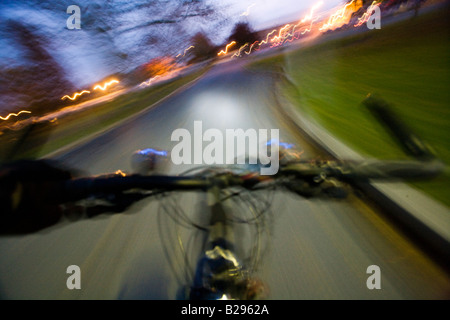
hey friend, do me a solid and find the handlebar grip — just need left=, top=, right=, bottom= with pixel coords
left=280, top=159, right=444, bottom=182
left=339, top=159, right=445, bottom=181
left=363, top=94, right=436, bottom=160
left=60, top=174, right=210, bottom=202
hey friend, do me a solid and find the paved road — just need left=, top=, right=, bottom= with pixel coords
left=0, top=60, right=448, bottom=299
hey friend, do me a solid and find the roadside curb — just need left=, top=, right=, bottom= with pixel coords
left=275, top=81, right=450, bottom=265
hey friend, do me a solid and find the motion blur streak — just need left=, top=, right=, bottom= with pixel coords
left=271, top=24, right=292, bottom=45
left=228, top=1, right=325, bottom=56
left=0, top=110, right=31, bottom=121
left=258, top=30, right=277, bottom=47
left=301, top=1, right=324, bottom=23
left=232, top=0, right=363, bottom=51
left=319, top=0, right=359, bottom=32
left=61, top=90, right=91, bottom=101
left=298, top=1, right=323, bottom=35
left=240, top=3, right=256, bottom=16
left=93, top=80, right=119, bottom=91
left=218, top=41, right=237, bottom=56
left=354, top=1, right=381, bottom=27
left=176, top=46, right=195, bottom=58
left=245, top=41, right=260, bottom=55
left=139, top=76, right=161, bottom=88
left=232, top=43, right=249, bottom=58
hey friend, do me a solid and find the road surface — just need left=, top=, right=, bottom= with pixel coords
left=0, top=59, right=448, bottom=299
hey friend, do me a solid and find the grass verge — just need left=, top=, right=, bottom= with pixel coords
left=251, top=7, right=450, bottom=206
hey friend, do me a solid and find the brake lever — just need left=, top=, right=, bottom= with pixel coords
left=284, top=175, right=349, bottom=199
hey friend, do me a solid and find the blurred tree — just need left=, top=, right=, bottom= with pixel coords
left=3, top=21, right=75, bottom=115
left=78, top=0, right=223, bottom=70
left=227, top=22, right=258, bottom=48
left=0, top=0, right=228, bottom=113
left=188, top=32, right=217, bottom=63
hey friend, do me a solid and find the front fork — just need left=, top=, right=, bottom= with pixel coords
left=189, top=184, right=243, bottom=299
left=206, top=184, right=235, bottom=251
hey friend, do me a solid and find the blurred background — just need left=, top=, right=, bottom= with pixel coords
left=0, top=0, right=448, bottom=300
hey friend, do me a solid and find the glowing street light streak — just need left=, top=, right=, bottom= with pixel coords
left=0, top=110, right=31, bottom=121
left=236, top=1, right=349, bottom=56
left=267, top=1, right=324, bottom=46
left=354, top=1, right=380, bottom=27
left=295, top=0, right=323, bottom=35
left=281, top=25, right=300, bottom=45
left=93, top=79, right=119, bottom=91
left=232, top=43, right=249, bottom=58
left=272, top=24, right=291, bottom=42
left=259, top=30, right=277, bottom=47
left=176, top=45, right=195, bottom=58
left=300, top=22, right=314, bottom=35
left=61, top=90, right=91, bottom=101
left=218, top=41, right=237, bottom=56
left=115, top=170, right=127, bottom=177
left=245, top=41, right=260, bottom=55
left=240, top=3, right=256, bottom=16
left=300, top=15, right=321, bottom=35
left=273, top=1, right=325, bottom=47
left=139, top=75, right=161, bottom=88
left=300, top=1, right=323, bottom=24
left=269, top=24, right=292, bottom=47
left=254, top=2, right=324, bottom=49
left=319, top=0, right=356, bottom=32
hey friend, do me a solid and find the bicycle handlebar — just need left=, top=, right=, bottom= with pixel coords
left=58, top=157, right=444, bottom=203
left=60, top=174, right=211, bottom=202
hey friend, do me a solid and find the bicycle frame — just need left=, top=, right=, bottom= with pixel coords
left=172, top=181, right=267, bottom=300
